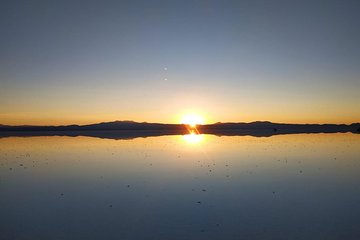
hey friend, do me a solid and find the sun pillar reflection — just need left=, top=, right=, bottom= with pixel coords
left=182, top=125, right=204, bottom=144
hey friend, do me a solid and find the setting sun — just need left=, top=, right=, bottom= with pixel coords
left=180, top=114, right=205, bottom=127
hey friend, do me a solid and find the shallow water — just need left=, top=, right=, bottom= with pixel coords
left=1, top=133, right=360, bottom=240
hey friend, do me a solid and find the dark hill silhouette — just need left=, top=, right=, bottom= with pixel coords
left=0, top=121, right=359, bottom=139
left=0, top=121, right=185, bottom=131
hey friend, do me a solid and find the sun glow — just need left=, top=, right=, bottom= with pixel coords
left=180, top=114, right=205, bottom=127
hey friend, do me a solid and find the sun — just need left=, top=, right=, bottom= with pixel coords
left=180, top=114, right=204, bottom=127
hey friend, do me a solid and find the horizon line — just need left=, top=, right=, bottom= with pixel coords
left=1, top=119, right=360, bottom=127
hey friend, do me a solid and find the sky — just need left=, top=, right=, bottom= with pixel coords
left=1, top=0, right=359, bottom=125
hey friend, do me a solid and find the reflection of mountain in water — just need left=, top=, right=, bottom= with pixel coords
left=0, top=121, right=359, bottom=140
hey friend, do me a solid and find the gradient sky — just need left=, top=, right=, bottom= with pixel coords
left=1, top=0, right=359, bottom=125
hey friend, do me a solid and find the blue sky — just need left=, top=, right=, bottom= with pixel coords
left=1, top=0, right=359, bottom=124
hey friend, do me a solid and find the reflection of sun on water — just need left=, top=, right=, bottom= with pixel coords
left=179, top=113, right=205, bottom=144
left=182, top=131, right=204, bottom=144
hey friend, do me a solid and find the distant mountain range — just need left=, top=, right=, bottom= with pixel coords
left=0, top=121, right=359, bottom=139
left=0, top=121, right=185, bottom=131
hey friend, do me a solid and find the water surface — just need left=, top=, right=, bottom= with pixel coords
left=1, top=133, right=359, bottom=239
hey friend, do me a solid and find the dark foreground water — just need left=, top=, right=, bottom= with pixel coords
left=1, top=133, right=359, bottom=240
